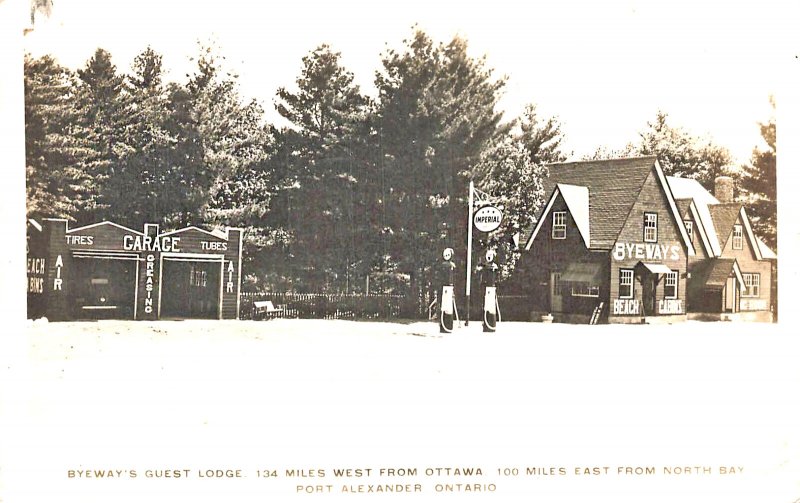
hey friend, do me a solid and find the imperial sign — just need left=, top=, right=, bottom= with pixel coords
left=473, top=205, right=503, bottom=232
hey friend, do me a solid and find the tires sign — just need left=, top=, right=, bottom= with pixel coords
left=473, top=205, right=503, bottom=232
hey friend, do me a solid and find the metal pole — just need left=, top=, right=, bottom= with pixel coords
left=465, top=180, right=474, bottom=326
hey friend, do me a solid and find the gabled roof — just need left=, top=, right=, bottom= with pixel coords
left=557, top=183, right=590, bottom=246
left=666, top=176, right=774, bottom=261
left=709, top=203, right=743, bottom=248
left=159, top=225, right=226, bottom=240
left=541, top=157, right=656, bottom=249
left=524, top=184, right=590, bottom=249
left=675, top=199, right=692, bottom=219
left=691, top=258, right=745, bottom=290
left=67, top=220, right=144, bottom=236
left=675, top=199, right=714, bottom=257
left=757, top=237, right=777, bottom=259
left=706, top=204, right=763, bottom=260
left=667, top=176, right=720, bottom=206
left=527, top=157, right=694, bottom=254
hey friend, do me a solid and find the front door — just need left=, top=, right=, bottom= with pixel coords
left=724, top=276, right=738, bottom=313
left=642, top=274, right=657, bottom=316
left=550, top=271, right=562, bottom=312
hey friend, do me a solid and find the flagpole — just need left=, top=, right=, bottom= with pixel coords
left=465, top=180, right=474, bottom=326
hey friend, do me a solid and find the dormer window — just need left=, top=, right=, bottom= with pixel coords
left=732, top=224, right=743, bottom=250
left=552, top=212, right=566, bottom=239
left=684, top=220, right=693, bottom=243
left=644, top=212, right=658, bottom=242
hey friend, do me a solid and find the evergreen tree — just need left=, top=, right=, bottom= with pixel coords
left=184, top=43, right=272, bottom=230
left=273, top=44, right=370, bottom=292
left=375, top=29, right=506, bottom=313
left=104, top=46, right=188, bottom=228
left=24, top=54, right=95, bottom=221
left=516, top=103, right=568, bottom=165
left=637, top=111, right=735, bottom=190
left=74, top=48, right=132, bottom=222
left=470, top=136, right=548, bottom=280
left=739, top=98, right=776, bottom=249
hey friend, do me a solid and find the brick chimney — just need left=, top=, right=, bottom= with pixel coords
left=714, top=176, right=734, bottom=203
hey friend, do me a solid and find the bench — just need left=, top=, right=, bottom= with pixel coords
left=253, top=300, right=285, bottom=320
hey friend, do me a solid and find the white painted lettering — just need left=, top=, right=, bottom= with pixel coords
left=65, top=235, right=94, bottom=245
left=613, top=299, right=640, bottom=315
left=613, top=243, right=625, bottom=261
left=658, top=299, right=683, bottom=314
left=201, top=241, right=227, bottom=251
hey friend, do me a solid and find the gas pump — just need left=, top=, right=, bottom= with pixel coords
left=479, top=249, right=500, bottom=332
left=439, top=247, right=458, bottom=333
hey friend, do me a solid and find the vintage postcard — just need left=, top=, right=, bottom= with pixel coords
left=2, top=0, right=799, bottom=501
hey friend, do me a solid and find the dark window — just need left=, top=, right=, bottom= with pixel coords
left=664, top=271, right=678, bottom=299
left=732, top=224, right=743, bottom=250
left=619, top=269, right=634, bottom=299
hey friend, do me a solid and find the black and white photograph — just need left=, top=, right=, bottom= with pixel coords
left=2, top=0, right=798, bottom=501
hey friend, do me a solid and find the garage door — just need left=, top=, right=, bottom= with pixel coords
left=160, top=258, right=222, bottom=319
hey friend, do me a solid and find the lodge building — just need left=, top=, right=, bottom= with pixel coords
left=27, top=218, right=243, bottom=321
left=521, top=157, right=776, bottom=324
left=670, top=175, right=776, bottom=321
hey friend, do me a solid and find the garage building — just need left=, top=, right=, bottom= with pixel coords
left=27, top=218, right=243, bottom=321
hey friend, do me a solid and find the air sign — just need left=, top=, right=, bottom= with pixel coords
left=473, top=205, right=503, bottom=233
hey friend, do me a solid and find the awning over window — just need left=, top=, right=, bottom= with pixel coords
left=637, top=262, right=673, bottom=275
left=560, top=262, right=603, bottom=283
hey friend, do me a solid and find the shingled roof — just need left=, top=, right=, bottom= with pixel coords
left=675, top=199, right=692, bottom=220
left=538, top=156, right=668, bottom=250
left=709, top=203, right=744, bottom=249
left=690, top=258, right=744, bottom=291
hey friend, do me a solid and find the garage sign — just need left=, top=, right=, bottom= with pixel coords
left=473, top=205, right=503, bottom=233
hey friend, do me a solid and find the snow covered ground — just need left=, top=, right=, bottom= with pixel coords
left=2, top=319, right=799, bottom=503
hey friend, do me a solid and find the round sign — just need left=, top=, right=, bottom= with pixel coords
left=485, top=249, right=496, bottom=263
left=473, top=205, right=503, bottom=233
left=442, top=247, right=454, bottom=261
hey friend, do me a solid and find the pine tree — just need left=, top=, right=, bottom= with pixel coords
left=274, top=44, right=370, bottom=292
left=739, top=98, right=776, bottom=249
left=24, top=54, right=95, bottom=221
left=516, top=103, right=568, bottom=165
left=74, top=48, right=132, bottom=222
left=183, top=43, right=272, bottom=230
left=637, top=111, right=735, bottom=190
left=375, top=29, right=506, bottom=313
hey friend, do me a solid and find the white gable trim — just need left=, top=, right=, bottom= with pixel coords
left=653, top=160, right=695, bottom=256
left=159, top=225, right=225, bottom=240
left=556, top=183, right=590, bottom=248
left=739, top=207, right=763, bottom=261
left=687, top=201, right=714, bottom=257
left=67, top=220, right=144, bottom=235
left=524, top=188, right=560, bottom=251
left=524, top=185, right=591, bottom=251
left=731, top=260, right=746, bottom=291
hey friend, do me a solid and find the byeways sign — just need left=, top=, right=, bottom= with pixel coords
left=473, top=205, right=503, bottom=233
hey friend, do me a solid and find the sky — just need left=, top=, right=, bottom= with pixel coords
left=22, top=0, right=789, bottom=165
